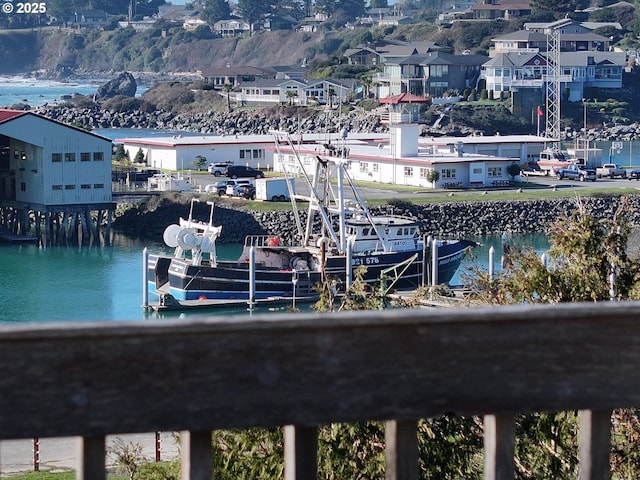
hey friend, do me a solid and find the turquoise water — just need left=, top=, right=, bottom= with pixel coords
left=0, top=233, right=549, bottom=324
left=0, top=76, right=150, bottom=108
left=0, top=76, right=101, bottom=107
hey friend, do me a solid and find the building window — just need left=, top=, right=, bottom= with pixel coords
left=64, top=153, right=76, bottom=162
left=81, top=184, right=91, bottom=189
left=20, top=182, right=26, bottom=192
left=419, top=168, right=429, bottom=178
left=360, top=162, right=368, bottom=172
left=52, top=185, right=63, bottom=190
left=65, top=184, right=76, bottom=190
left=239, top=149, right=251, bottom=160
left=442, top=168, right=456, bottom=179
left=252, top=149, right=264, bottom=159
left=488, top=167, right=503, bottom=177
left=404, top=167, right=413, bottom=177
left=52, top=153, right=62, bottom=162
left=13, top=150, right=19, bottom=160
left=93, top=183, right=104, bottom=189
left=93, top=152, right=104, bottom=161
left=80, top=152, right=91, bottom=162
left=372, top=163, right=379, bottom=172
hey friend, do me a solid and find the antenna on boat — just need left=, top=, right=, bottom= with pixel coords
left=207, top=201, right=215, bottom=226
left=188, top=198, right=199, bottom=226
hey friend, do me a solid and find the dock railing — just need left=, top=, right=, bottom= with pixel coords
left=2, top=301, right=640, bottom=480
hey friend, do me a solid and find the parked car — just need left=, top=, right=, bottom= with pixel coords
left=555, top=164, right=597, bottom=182
left=207, top=161, right=233, bottom=176
left=225, top=179, right=253, bottom=196
left=628, top=170, right=640, bottom=180
left=225, top=165, right=265, bottom=179
left=236, top=184, right=256, bottom=200
left=596, top=163, right=627, bottom=178
left=521, top=163, right=548, bottom=177
left=204, top=181, right=232, bottom=195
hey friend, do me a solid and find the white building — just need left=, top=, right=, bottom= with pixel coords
left=0, top=109, right=113, bottom=242
left=0, top=110, right=112, bottom=208
left=117, top=134, right=278, bottom=172
left=270, top=96, right=546, bottom=189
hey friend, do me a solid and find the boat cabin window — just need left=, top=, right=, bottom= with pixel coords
left=363, top=228, right=370, bottom=236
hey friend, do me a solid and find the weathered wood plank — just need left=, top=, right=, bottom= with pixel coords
left=578, top=409, right=611, bottom=480
left=180, top=431, right=212, bottom=480
left=483, top=414, right=515, bottom=480
left=385, top=420, right=418, bottom=480
left=284, top=425, right=318, bottom=480
left=77, top=436, right=105, bottom=480
left=0, top=302, right=640, bottom=439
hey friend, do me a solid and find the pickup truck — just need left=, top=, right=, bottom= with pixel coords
left=596, top=163, right=627, bottom=178
left=555, top=164, right=597, bottom=182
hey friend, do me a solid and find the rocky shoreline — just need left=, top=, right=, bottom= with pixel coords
left=30, top=103, right=640, bottom=140
left=113, top=193, right=640, bottom=245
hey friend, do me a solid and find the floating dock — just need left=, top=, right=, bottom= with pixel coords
left=149, top=293, right=318, bottom=312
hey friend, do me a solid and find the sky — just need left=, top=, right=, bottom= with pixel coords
left=166, top=0, right=398, bottom=5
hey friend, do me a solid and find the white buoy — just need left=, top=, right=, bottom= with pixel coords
left=346, top=240, right=353, bottom=290
left=142, top=247, right=149, bottom=309
left=431, top=238, right=438, bottom=286
left=489, top=246, right=495, bottom=278
left=249, top=246, right=256, bottom=308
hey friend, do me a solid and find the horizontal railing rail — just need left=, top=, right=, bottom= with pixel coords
left=2, top=301, right=640, bottom=479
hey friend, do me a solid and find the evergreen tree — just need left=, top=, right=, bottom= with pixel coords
left=314, top=0, right=338, bottom=17
left=236, top=0, right=269, bottom=35
left=201, top=0, right=232, bottom=25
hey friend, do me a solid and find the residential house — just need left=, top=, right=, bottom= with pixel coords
left=200, top=66, right=276, bottom=89
left=470, top=0, right=532, bottom=20
left=304, top=79, right=358, bottom=105
left=482, top=19, right=626, bottom=106
left=236, top=78, right=358, bottom=106
left=344, top=40, right=444, bottom=68
left=117, top=19, right=157, bottom=30
left=489, top=29, right=612, bottom=57
left=272, top=65, right=308, bottom=81
left=237, top=79, right=307, bottom=106
left=482, top=51, right=625, bottom=102
left=73, top=10, right=108, bottom=29
left=523, top=20, right=623, bottom=34
left=213, top=19, right=251, bottom=37
left=183, top=18, right=209, bottom=31
left=377, top=51, right=487, bottom=98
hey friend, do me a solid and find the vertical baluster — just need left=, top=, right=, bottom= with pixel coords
left=77, top=435, right=106, bottom=480
left=578, top=409, right=611, bottom=480
left=385, top=420, right=418, bottom=480
left=484, top=414, right=515, bottom=480
left=284, top=425, right=318, bottom=480
left=180, top=430, right=212, bottom=480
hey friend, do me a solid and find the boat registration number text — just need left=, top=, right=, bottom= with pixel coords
left=351, top=256, right=380, bottom=266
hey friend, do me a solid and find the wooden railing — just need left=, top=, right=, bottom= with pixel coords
left=2, top=301, right=640, bottom=480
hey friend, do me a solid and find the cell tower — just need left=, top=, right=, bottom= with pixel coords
left=544, top=19, right=572, bottom=150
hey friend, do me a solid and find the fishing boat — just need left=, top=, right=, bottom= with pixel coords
left=147, top=131, right=476, bottom=303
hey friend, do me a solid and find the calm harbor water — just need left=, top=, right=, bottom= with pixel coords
left=0, top=233, right=549, bottom=324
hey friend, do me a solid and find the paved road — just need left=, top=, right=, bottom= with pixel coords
left=0, top=433, right=179, bottom=475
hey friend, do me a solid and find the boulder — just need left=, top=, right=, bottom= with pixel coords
left=94, top=72, right=137, bottom=102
